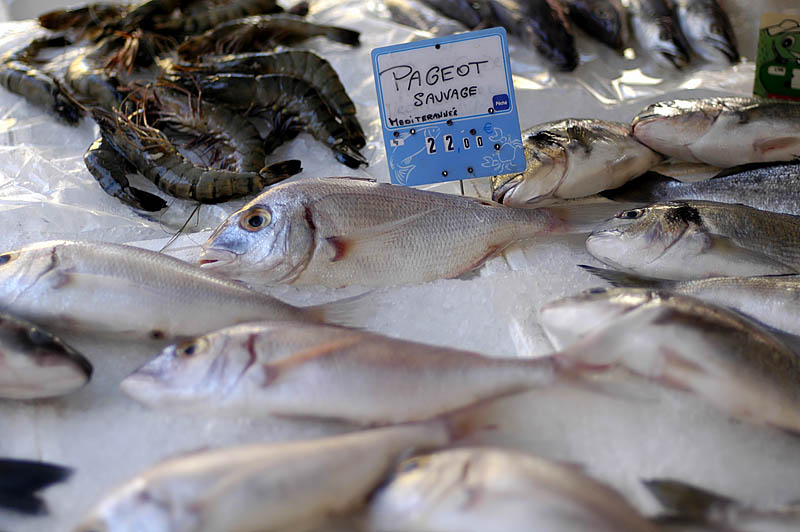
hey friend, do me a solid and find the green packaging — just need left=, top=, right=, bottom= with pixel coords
left=754, top=13, right=800, bottom=101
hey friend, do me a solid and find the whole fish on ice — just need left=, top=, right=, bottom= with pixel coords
left=0, top=312, right=91, bottom=399
left=632, top=97, right=800, bottom=167
left=199, top=177, right=591, bottom=287
left=492, top=119, right=662, bottom=206
left=75, top=421, right=452, bottom=532
left=122, top=321, right=557, bottom=424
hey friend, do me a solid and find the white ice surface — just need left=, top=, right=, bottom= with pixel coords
left=1, top=1, right=800, bottom=531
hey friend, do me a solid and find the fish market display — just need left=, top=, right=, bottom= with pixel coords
left=384, top=0, right=469, bottom=35
left=627, top=0, right=690, bottom=69
left=632, top=97, right=800, bottom=168
left=0, top=313, right=92, bottom=400
left=645, top=478, right=800, bottom=531
left=122, top=321, right=557, bottom=423
left=0, top=240, right=328, bottom=340
left=368, top=447, right=659, bottom=532
left=76, top=421, right=452, bottom=532
left=585, top=201, right=800, bottom=280
left=562, top=0, right=628, bottom=51
left=602, top=162, right=800, bottom=216
left=198, top=177, right=592, bottom=287
left=540, top=288, right=800, bottom=433
left=674, top=0, right=739, bottom=64
left=0, top=458, right=72, bottom=515
left=492, top=119, right=662, bottom=206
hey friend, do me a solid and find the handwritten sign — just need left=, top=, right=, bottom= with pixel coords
left=372, top=28, right=525, bottom=186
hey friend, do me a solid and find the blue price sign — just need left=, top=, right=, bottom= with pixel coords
left=372, top=27, right=526, bottom=186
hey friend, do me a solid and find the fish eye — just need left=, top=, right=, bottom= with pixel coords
left=783, top=37, right=795, bottom=49
left=0, top=253, right=15, bottom=266
left=239, top=207, right=271, bottom=232
left=616, top=209, right=643, bottom=220
left=177, top=338, right=207, bottom=358
left=397, top=456, right=428, bottom=473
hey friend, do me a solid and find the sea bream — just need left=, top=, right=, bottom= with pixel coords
left=632, top=97, right=800, bottom=168
left=674, top=0, right=739, bottom=64
left=75, top=421, right=452, bottom=532
left=585, top=201, right=800, bottom=280
left=121, top=321, right=557, bottom=424
left=0, top=312, right=91, bottom=399
left=492, top=119, right=662, bottom=207
left=0, top=240, right=330, bottom=341
left=368, top=447, right=659, bottom=532
left=198, top=177, right=591, bottom=287
left=627, top=0, right=690, bottom=69
left=602, top=162, right=800, bottom=216
left=562, top=0, right=628, bottom=51
left=539, top=288, right=800, bottom=433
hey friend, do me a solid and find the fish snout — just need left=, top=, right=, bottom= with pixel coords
left=197, top=248, right=237, bottom=269
left=491, top=174, right=523, bottom=205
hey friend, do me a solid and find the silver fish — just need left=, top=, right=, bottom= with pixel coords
left=0, top=240, right=323, bottom=341
left=0, top=313, right=91, bottom=399
left=492, top=119, right=662, bottom=207
left=632, top=97, right=800, bottom=168
left=417, top=0, right=490, bottom=28
left=581, top=265, right=800, bottom=337
left=75, top=421, right=451, bottom=532
left=541, top=288, right=800, bottom=433
left=585, top=201, right=800, bottom=280
left=645, top=478, right=800, bottom=532
left=602, top=162, right=800, bottom=215
left=385, top=0, right=468, bottom=35
left=674, top=0, right=739, bottom=64
left=198, top=177, right=587, bottom=287
left=368, top=447, right=659, bottom=532
left=121, top=321, right=556, bottom=424
left=628, top=0, right=690, bottom=69
left=563, top=0, right=628, bottom=51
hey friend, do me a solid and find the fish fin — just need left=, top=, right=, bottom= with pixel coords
left=578, top=264, right=675, bottom=289
left=324, top=26, right=360, bottom=46
left=304, top=292, right=373, bottom=328
left=128, top=186, right=168, bottom=212
left=324, top=210, right=436, bottom=263
left=643, top=478, right=736, bottom=519
left=0, top=459, right=72, bottom=493
left=262, top=336, right=365, bottom=384
left=545, top=201, right=632, bottom=233
left=703, top=233, right=796, bottom=273
left=753, top=137, right=800, bottom=156
left=0, top=490, right=47, bottom=515
left=600, top=172, right=676, bottom=202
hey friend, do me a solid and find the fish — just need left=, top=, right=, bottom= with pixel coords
left=198, top=177, right=593, bottom=287
left=627, top=0, right=690, bottom=69
left=540, top=287, right=800, bottom=433
left=585, top=200, right=800, bottom=280
left=562, top=0, right=628, bottom=51
left=0, top=458, right=72, bottom=515
left=580, top=265, right=800, bottom=337
left=385, top=0, right=468, bottom=35
left=645, top=478, right=800, bottom=531
left=488, top=0, right=579, bottom=71
left=632, top=97, right=800, bottom=168
left=367, top=447, right=659, bottom=532
left=602, top=163, right=800, bottom=216
left=0, top=312, right=92, bottom=399
left=75, top=421, right=452, bottom=532
left=0, top=240, right=333, bottom=341
left=492, top=119, right=662, bottom=207
left=121, top=320, right=557, bottom=424
left=674, top=0, right=739, bottom=64
left=417, top=0, right=491, bottom=29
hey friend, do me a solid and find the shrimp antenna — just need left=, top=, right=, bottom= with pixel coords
left=159, top=202, right=202, bottom=253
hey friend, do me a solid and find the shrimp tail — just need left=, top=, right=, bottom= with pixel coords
left=261, top=159, right=302, bottom=181
left=325, top=26, right=360, bottom=46
left=0, top=458, right=72, bottom=515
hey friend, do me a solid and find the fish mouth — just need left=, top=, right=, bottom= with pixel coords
left=491, top=174, right=522, bottom=204
left=708, top=40, right=740, bottom=64
left=197, top=248, right=237, bottom=269
left=659, top=50, right=690, bottom=70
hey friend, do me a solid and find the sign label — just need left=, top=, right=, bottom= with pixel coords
left=754, top=13, right=800, bottom=101
left=372, top=28, right=526, bottom=186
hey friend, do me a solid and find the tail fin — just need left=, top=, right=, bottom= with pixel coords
left=324, top=26, right=361, bottom=46
left=601, top=172, right=676, bottom=202
left=643, top=478, right=736, bottom=520
left=334, top=145, right=369, bottom=169
left=130, top=187, right=168, bottom=212
left=0, top=459, right=72, bottom=515
left=305, top=292, right=373, bottom=328
left=578, top=264, right=675, bottom=290
left=260, top=160, right=303, bottom=185
left=287, top=1, right=310, bottom=16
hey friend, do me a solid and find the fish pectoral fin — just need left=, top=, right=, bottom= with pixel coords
left=703, top=233, right=795, bottom=272
left=324, top=209, right=437, bottom=262
left=753, top=136, right=800, bottom=156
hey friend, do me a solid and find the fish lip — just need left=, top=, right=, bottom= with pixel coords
left=197, top=248, right=237, bottom=269
left=491, top=174, right=523, bottom=204
left=660, top=50, right=690, bottom=70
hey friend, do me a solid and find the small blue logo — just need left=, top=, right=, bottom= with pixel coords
left=492, top=94, right=510, bottom=111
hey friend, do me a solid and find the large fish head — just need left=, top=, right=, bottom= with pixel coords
left=572, top=0, right=627, bottom=50
left=74, top=481, right=175, bottom=532
left=0, top=242, right=66, bottom=305
left=491, top=131, right=567, bottom=206
left=0, top=315, right=92, bottom=399
left=680, top=6, right=739, bottom=63
left=632, top=100, right=718, bottom=161
left=585, top=203, right=700, bottom=273
left=637, top=19, right=690, bottom=69
left=198, top=194, right=314, bottom=283
left=121, top=331, right=236, bottom=408
left=539, top=287, right=653, bottom=349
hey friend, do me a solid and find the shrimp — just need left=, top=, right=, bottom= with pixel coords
left=155, top=0, right=282, bottom=35
left=177, top=14, right=360, bottom=60
left=0, top=61, right=83, bottom=125
left=172, top=50, right=365, bottom=148
left=84, top=136, right=168, bottom=211
left=90, top=108, right=301, bottom=204
left=38, top=3, right=127, bottom=41
left=187, top=73, right=367, bottom=168
left=65, top=42, right=128, bottom=113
